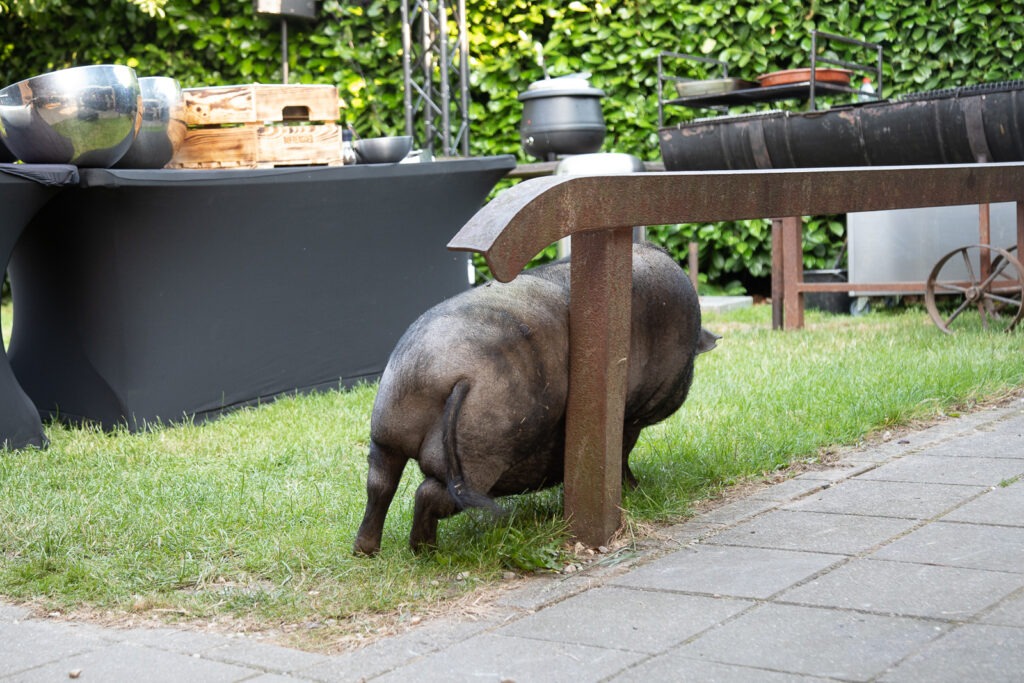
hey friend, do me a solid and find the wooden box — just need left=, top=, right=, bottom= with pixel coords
left=168, top=84, right=344, bottom=169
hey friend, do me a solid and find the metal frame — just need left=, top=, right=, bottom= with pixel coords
left=658, top=30, right=884, bottom=126
left=401, top=0, right=470, bottom=157
left=656, top=51, right=730, bottom=126
left=809, top=30, right=884, bottom=109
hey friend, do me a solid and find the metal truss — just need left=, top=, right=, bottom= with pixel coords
left=401, top=0, right=470, bottom=157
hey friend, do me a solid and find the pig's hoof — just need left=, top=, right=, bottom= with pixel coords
left=622, top=468, right=639, bottom=490
left=410, top=540, right=437, bottom=555
left=352, top=538, right=381, bottom=557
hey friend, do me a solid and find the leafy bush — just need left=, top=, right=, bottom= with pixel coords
left=3, top=0, right=1023, bottom=293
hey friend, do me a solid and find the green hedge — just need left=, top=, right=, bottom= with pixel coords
left=3, top=0, right=1023, bottom=293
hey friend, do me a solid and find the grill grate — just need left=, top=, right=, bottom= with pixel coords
left=900, top=80, right=1024, bottom=102
left=687, top=110, right=789, bottom=125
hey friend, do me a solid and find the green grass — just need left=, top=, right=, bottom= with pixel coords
left=2, top=299, right=1024, bottom=648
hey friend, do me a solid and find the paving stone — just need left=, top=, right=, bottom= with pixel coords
left=369, top=633, right=644, bottom=682
left=116, top=626, right=235, bottom=655
left=782, top=479, right=985, bottom=520
left=494, top=571, right=600, bottom=611
left=979, top=590, right=1024, bottom=628
left=794, top=462, right=877, bottom=483
left=880, top=624, right=1024, bottom=682
left=611, top=544, right=840, bottom=599
left=873, top=521, right=1024, bottom=573
left=497, top=586, right=752, bottom=654
left=921, top=426, right=1024, bottom=459
left=855, top=454, right=1024, bottom=487
left=0, top=603, right=31, bottom=623
left=0, top=620, right=112, bottom=677
left=675, top=603, right=947, bottom=681
left=296, top=617, right=498, bottom=683
left=203, top=638, right=331, bottom=675
left=692, top=497, right=781, bottom=527
left=780, top=558, right=1024, bottom=620
left=608, top=653, right=834, bottom=682
left=941, top=479, right=1024, bottom=527
left=657, top=518, right=728, bottom=546
left=4, top=642, right=259, bottom=683
left=706, top=509, right=917, bottom=555
left=745, top=477, right=830, bottom=503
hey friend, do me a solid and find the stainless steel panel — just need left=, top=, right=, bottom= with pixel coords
left=848, top=203, right=1018, bottom=295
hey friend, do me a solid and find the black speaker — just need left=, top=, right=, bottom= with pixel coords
left=254, top=0, right=317, bottom=21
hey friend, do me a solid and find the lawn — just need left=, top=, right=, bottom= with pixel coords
left=2, top=299, right=1023, bottom=651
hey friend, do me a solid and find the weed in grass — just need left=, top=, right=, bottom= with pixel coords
left=2, top=302, right=1024, bottom=648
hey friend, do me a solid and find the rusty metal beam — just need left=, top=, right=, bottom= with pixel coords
left=448, top=162, right=1024, bottom=547
left=450, top=163, right=1024, bottom=281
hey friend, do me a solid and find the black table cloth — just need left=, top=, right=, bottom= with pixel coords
left=7, top=156, right=514, bottom=431
left=1, top=164, right=79, bottom=449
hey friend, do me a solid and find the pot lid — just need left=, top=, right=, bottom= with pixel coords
left=526, top=73, right=594, bottom=91
left=519, top=73, right=604, bottom=100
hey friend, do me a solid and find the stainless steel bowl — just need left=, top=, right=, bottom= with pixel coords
left=114, top=76, right=185, bottom=169
left=0, top=64, right=141, bottom=167
left=353, top=135, right=413, bottom=164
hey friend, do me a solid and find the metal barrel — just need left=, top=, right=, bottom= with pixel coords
left=659, top=81, right=1024, bottom=170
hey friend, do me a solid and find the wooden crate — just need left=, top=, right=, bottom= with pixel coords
left=168, top=84, right=344, bottom=169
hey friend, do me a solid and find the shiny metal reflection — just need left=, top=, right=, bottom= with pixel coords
left=0, top=64, right=141, bottom=167
left=114, top=76, right=185, bottom=169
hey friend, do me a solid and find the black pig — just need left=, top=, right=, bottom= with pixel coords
left=354, top=243, right=718, bottom=555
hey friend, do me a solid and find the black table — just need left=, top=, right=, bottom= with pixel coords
left=1, top=164, right=78, bottom=449
left=7, top=156, right=515, bottom=431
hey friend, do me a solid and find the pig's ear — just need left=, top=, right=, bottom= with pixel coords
left=696, top=328, right=721, bottom=354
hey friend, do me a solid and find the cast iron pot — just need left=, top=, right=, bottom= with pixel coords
left=519, top=75, right=605, bottom=161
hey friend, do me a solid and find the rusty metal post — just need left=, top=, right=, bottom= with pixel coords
left=979, top=203, right=992, bottom=279
left=1018, top=201, right=1024, bottom=257
left=688, top=241, right=699, bottom=293
left=564, top=227, right=633, bottom=546
left=781, top=216, right=804, bottom=330
left=771, top=219, right=785, bottom=330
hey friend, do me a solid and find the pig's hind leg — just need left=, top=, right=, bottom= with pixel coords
left=621, top=425, right=642, bottom=489
left=353, top=440, right=408, bottom=556
left=410, top=477, right=457, bottom=552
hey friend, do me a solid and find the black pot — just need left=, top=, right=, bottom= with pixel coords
left=804, top=269, right=851, bottom=314
left=519, top=76, right=605, bottom=161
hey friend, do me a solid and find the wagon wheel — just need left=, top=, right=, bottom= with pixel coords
left=924, top=244, right=1024, bottom=334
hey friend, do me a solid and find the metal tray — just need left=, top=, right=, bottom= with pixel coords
left=674, top=78, right=759, bottom=98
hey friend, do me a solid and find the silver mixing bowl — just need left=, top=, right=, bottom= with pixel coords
left=0, top=64, right=141, bottom=167
left=114, top=76, right=185, bottom=169
left=353, top=135, right=413, bottom=164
